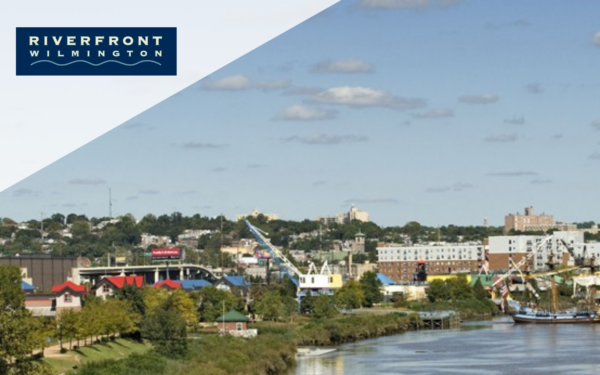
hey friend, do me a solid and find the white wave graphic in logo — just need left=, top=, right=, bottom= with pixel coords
left=31, top=60, right=161, bottom=66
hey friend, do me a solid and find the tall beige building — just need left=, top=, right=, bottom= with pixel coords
left=317, top=205, right=370, bottom=225
left=504, top=206, right=555, bottom=232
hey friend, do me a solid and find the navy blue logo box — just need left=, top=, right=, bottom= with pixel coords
left=16, top=27, right=176, bottom=76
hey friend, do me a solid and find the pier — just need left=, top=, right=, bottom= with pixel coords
left=418, top=311, right=460, bottom=329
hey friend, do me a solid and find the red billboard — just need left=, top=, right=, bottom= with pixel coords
left=151, top=248, right=181, bottom=260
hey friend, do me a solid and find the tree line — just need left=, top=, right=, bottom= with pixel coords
left=1, top=213, right=504, bottom=269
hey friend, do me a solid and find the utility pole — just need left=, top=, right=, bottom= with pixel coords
left=40, top=212, right=44, bottom=248
left=220, top=215, right=224, bottom=272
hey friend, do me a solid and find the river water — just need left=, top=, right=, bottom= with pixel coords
left=294, top=317, right=600, bottom=375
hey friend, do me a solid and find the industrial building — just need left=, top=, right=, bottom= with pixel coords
left=0, top=255, right=89, bottom=291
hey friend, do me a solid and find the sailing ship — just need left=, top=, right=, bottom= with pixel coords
left=510, top=251, right=600, bottom=324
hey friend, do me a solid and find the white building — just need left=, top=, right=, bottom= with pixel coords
left=488, top=231, right=600, bottom=271
left=141, top=233, right=172, bottom=248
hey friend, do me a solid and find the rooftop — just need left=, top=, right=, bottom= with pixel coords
left=103, top=275, right=144, bottom=289
left=52, top=281, right=85, bottom=293
left=216, top=310, right=249, bottom=322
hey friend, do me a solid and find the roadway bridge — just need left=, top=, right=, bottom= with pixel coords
left=73, top=263, right=219, bottom=285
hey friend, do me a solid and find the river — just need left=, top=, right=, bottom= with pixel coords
left=294, top=317, right=600, bottom=375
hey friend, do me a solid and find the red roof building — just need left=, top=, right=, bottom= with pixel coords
left=52, top=281, right=86, bottom=294
left=104, top=276, right=144, bottom=288
left=154, top=279, right=182, bottom=290
left=94, top=275, right=145, bottom=299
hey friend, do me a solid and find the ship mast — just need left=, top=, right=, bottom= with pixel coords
left=546, top=251, right=558, bottom=313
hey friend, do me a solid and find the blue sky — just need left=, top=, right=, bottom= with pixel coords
left=2, top=0, right=600, bottom=226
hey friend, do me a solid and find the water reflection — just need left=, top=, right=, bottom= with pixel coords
left=294, top=318, right=600, bottom=375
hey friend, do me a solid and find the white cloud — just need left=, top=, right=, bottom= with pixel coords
left=484, top=133, right=518, bottom=143
left=311, top=86, right=425, bottom=110
left=283, top=86, right=323, bottom=97
left=343, top=197, right=399, bottom=204
left=282, top=134, right=368, bottom=145
left=591, top=119, right=600, bottom=130
left=488, top=171, right=537, bottom=177
left=525, top=82, right=543, bottom=94
left=413, top=108, right=454, bottom=119
left=504, top=116, right=525, bottom=125
left=589, top=152, right=600, bottom=160
left=458, top=94, right=499, bottom=104
left=593, top=32, right=600, bottom=46
left=311, top=59, right=374, bottom=74
left=274, top=104, right=337, bottom=121
left=359, top=0, right=460, bottom=9
left=183, top=142, right=228, bottom=149
left=139, top=190, right=160, bottom=195
left=201, top=74, right=290, bottom=91
left=531, top=178, right=552, bottom=184
left=68, top=178, right=106, bottom=185
left=425, top=182, right=472, bottom=193
left=12, top=188, right=40, bottom=198
left=485, top=19, right=531, bottom=30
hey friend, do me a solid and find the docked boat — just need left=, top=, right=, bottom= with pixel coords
left=512, top=308, right=600, bottom=324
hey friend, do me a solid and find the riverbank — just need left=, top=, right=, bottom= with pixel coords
left=68, top=334, right=295, bottom=375
left=255, top=312, right=422, bottom=346
left=63, top=313, right=424, bottom=375
left=403, top=298, right=498, bottom=320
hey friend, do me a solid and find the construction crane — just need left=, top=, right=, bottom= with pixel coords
left=243, top=219, right=341, bottom=296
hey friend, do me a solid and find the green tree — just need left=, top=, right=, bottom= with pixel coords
left=255, top=290, right=288, bottom=322
left=113, top=284, right=146, bottom=318
left=71, top=220, right=91, bottom=238
left=446, top=275, right=473, bottom=300
left=0, top=265, right=25, bottom=309
left=312, top=295, right=338, bottom=319
left=57, top=309, right=80, bottom=349
left=300, top=291, right=315, bottom=314
left=195, top=287, right=241, bottom=322
left=142, top=295, right=188, bottom=356
left=427, top=279, right=450, bottom=302
left=0, top=266, right=52, bottom=375
left=473, top=279, right=489, bottom=300
left=334, top=280, right=364, bottom=310
left=359, top=271, right=383, bottom=307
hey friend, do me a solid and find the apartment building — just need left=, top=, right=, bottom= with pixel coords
left=377, top=243, right=482, bottom=283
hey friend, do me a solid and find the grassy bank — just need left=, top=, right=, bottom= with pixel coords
left=405, top=298, right=498, bottom=320
left=43, top=338, right=152, bottom=374
left=70, top=334, right=295, bottom=375
left=68, top=313, right=422, bottom=375
left=255, top=312, right=422, bottom=347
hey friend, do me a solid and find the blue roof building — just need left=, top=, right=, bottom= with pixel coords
left=21, top=281, right=35, bottom=292
left=377, top=273, right=397, bottom=286
left=215, top=275, right=250, bottom=296
left=176, top=279, right=212, bottom=290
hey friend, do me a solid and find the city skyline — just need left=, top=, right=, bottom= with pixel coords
left=2, top=0, right=600, bottom=226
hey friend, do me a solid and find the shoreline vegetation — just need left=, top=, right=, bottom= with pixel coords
left=71, top=334, right=296, bottom=375
left=69, top=313, right=422, bottom=375
left=260, top=313, right=423, bottom=347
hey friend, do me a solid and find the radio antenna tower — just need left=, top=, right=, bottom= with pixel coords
left=109, top=188, right=113, bottom=218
